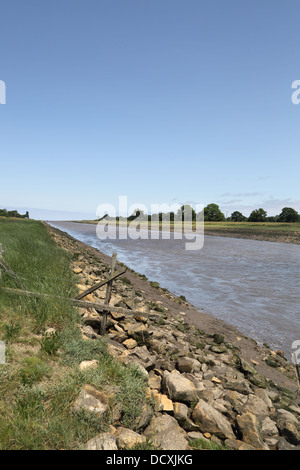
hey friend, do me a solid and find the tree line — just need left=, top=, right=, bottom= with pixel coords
left=0, top=209, right=29, bottom=219
left=109, top=204, right=300, bottom=223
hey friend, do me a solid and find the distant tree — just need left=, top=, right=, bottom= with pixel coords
left=248, top=208, right=267, bottom=222
left=0, top=209, right=7, bottom=217
left=230, top=211, right=247, bottom=222
left=204, top=203, right=225, bottom=222
left=177, top=205, right=196, bottom=221
left=267, top=216, right=279, bottom=223
left=278, top=207, right=299, bottom=223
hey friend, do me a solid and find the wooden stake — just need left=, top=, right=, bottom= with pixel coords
left=0, top=286, right=153, bottom=317
left=75, top=267, right=126, bottom=300
left=100, top=252, right=117, bottom=335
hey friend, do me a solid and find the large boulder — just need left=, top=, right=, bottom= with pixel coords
left=144, top=414, right=189, bottom=450
left=192, top=399, right=235, bottom=440
left=121, top=346, right=156, bottom=371
left=85, top=432, right=118, bottom=450
left=73, top=385, right=109, bottom=417
left=276, top=409, right=300, bottom=446
left=236, top=412, right=269, bottom=450
left=162, top=370, right=198, bottom=404
left=245, top=394, right=270, bottom=421
left=114, top=427, right=146, bottom=449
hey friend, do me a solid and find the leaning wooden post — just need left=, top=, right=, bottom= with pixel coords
left=100, top=252, right=117, bottom=335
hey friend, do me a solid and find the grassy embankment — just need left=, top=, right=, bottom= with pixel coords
left=0, top=219, right=148, bottom=450
left=75, top=219, right=300, bottom=244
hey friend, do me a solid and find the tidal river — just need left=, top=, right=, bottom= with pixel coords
left=50, top=221, right=300, bottom=359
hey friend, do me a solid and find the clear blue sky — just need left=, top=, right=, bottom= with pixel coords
left=0, top=0, right=299, bottom=219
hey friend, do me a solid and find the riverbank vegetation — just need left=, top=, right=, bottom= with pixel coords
left=0, top=219, right=148, bottom=449
left=77, top=204, right=300, bottom=244
left=0, top=208, right=29, bottom=219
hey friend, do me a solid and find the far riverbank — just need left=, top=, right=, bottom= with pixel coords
left=70, top=220, right=300, bottom=245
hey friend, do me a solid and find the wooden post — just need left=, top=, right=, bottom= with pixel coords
left=100, top=253, right=117, bottom=335
left=75, top=268, right=126, bottom=300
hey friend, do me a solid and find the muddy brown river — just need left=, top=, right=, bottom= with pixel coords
left=50, top=221, right=300, bottom=359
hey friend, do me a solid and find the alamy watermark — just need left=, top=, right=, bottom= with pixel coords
left=0, top=340, right=5, bottom=364
left=291, top=80, right=300, bottom=105
left=0, top=80, right=6, bottom=104
left=96, top=197, right=204, bottom=251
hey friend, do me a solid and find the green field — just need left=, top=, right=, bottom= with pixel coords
left=0, top=219, right=147, bottom=450
left=76, top=219, right=300, bottom=244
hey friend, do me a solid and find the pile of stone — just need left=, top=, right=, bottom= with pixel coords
left=47, top=226, right=300, bottom=451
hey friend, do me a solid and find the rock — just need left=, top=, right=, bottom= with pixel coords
left=260, top=417, right=279, bottom=440
left=85, top=432, right=118, bottom=450
left=73, top=385, right=109, bottom=417
left=110, top=311, right=126, bottom=321
left=235, top=412, right=269, bottom=450
left=174, top=402, right=189, bottom=423
left=162, top=370, right=198, bottom=404
left=213, top=334, right=224, bottom=345
left=135, top=403, right=154, bottom=430
left=223, top=390, right=248, bottom=414
left=290, top=405, right=300, bottom=416
left=123, top=338, right=138, bottom=349
left=151, top=390, right=174, bottom=412
left=79, top=360, right=99, bottom=371
left=114, top=427, right=146, bottom=449
left=225, top=439, right=256, bottom=450
left=106, top=341, right=126, bottom=358
left=192, top=399, right=235, bottom=440
left=176, top=357, right=193, bottom=373
left=210, top=345, right=227, bottom=354
left=276, top=409, right=300, bottom=445
left=109, top=330, right=128, bottom=343
left=126, top=323, right=150, bottom=346
left=223, top=377, right=252, bottom=395
left=211, top=376, right=222, bottom=384
left=81, top=324, right=100, bottom=340
left=248, top=373, right=268, bottom=389
left=144, top=414, right=189, bottom=450
left=73, top=267, right=83, bottom=274
left=245, top=394, right=270, bottom=421
left=254, top=388, right=273, bottom=408
left=177, top=357, right=200, bottom=373
left=277, top=436, right=300, bottom=451
left=174, top=402, right=199, bottom=431
left=237, top=357, right=257, bottom=376
left=148, top=372, right=162, bottom=390
left=188, top=431, right=206, bottom=440
left=122, top=346, right=156, bottom=371
left=44, top=328, right=56, bottom=337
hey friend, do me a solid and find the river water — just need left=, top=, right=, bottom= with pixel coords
left=50, top=221, right=300, bottom=358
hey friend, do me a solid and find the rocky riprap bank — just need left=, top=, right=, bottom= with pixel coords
left=46, top=223, right=300, bottom=451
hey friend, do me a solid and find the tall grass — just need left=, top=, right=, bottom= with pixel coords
left=0, top=219, right=149, bottom=449
left=0, top=219, right=77, bottom=330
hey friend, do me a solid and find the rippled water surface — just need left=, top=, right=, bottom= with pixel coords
left=50, top=221, right=300, bottom=358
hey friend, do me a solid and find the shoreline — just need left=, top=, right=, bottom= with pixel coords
left=45, top=222, right=299, bottom=393
left=68, top=220, right=300, bottom=245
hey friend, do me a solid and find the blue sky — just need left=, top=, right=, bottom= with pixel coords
left=0, top=0, right=299, bottom=220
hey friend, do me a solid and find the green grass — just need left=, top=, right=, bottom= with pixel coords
left=189, top=438, right=229, bottom=450
left=0, top=219, right=149, bottom=449
left=73, top=219, right=300, bottom=244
